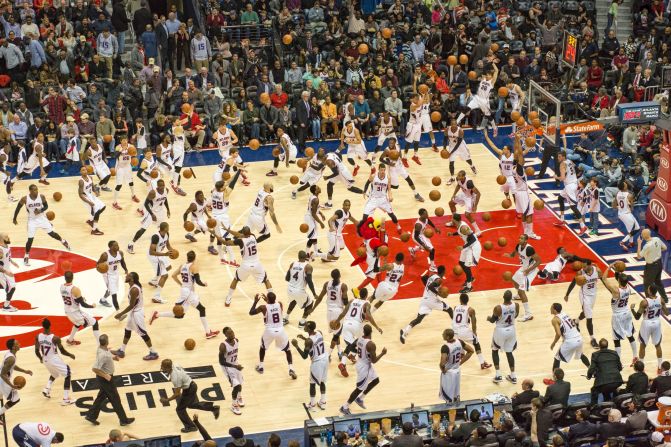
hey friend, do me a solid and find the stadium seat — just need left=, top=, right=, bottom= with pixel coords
left=562, top=1, right=580, bottom=14
left=545, top=403, right=565, bottom=422
left=509, top=40, right=524, bottom=53
left=548, top=1, right=561, bottom=11
left=589, top=401, right=614, bottom=422
left=613, top=393, right=634, bottom=414
left=571, top=435, right=597, bottom=447
left=516, top=2, right=531, bottom=13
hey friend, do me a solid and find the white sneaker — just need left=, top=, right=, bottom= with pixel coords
left=148, top=279, right=159, bottom=287
left=2, top=305, right=17, bottom=312
left=517, top=313, right=534, bottom=322
left=317, top=400, right=327, bottom=410
left=236, top=397, right=245, bottom=407
left=527, top=233, right=542, bottom=240
left=307, top=402, right=318, bottom=412
left=152, top=296, right=167, bottom=304
left=231, top=404, right=242, bottom=415
left=60, top=398, right=75, bottom=406
left=42, top=388, right=51, bottom=398
left=225, top=296, right=232, bottom=307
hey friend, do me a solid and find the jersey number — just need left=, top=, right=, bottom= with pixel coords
left=40, top=345, right=51, bottom=356
left=247, top=245, right=257, bottom=256
left=181, top=273, right=189, bottom=282
left=329, top=290, right=337, bottom=301
left=455, top=313, right=463, bottom=324
left=62, top=296, right=72, bottom=306
left=272, top=313, right=280, bottom=323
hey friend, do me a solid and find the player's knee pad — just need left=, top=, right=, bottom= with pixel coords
left=473, top=342, right=482, bottom=352
left=406, top=177, right=415, bottom=188
left=505, top=352, right=515, bottom=367
left=320, top=382, right=326, bottom=393
left=570, top=205, right=581, bottom=218
left=410, top=314, right=426, bottom=326
left=331, top=334, right=340, bottom=344
left=175, top=166, right=182, bottom=173
left=141, top=334, right=151, bottom=343
left=115, top=185, right=122, bottom=191
left=492, top=350, right=500, bottom=363
left=124, top=329, right=132, bottom=339
left=92, top=321, right=99, bottom=330
left=388, top=213, right=398, bottom=224
left=391, top=185, right=399, bottom=190
left=196, top=303, right=206, bottom=317
left=614, top=339, right=621, bottom=347
left=309, top=383, right=316, bottom=395
left=557, top=196, right=565, bottom=212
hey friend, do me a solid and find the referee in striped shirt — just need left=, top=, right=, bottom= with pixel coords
left=637, top=229, right=668, bottom=302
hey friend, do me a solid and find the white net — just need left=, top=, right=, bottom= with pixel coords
left=527, top=80, right=562, bottom=145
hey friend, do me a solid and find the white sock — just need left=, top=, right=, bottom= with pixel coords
left=630, top=341, right=638, bottom=357
left=130, top=184, right=135, bottom=195
left=68, top=326, right=78, bottom=341
left=226, top=288, right=234, bottom=299
left=510, top=371, right=516, bottom=379
left=258, top=361, right=264, bottom=368
left=92, top=221, right=98, bottom=230
left=477, top=353, right=485, bottom=364
left=200, top=316, right=210, bottom=333
left=93, top=329, right=100, bottom=341
left=0, top=405, right=7, bottom=416
left=46, top=379, right=53, bottom=390
left=154, top=286, right=162, bottom=297
left=63, top=388, right=70, bottom=399
left=495, top=369, right=501, bottom=377
left=113, top=189, right=119, bottom=202
left=158, top=311, right=173, bottom=318
left=622, top=234, right=631, bottom=243
left=120, top=343, right=127, bottom=351
left=615, top=346, right=621, bottom=356
left=149, top=347, right=156, bottom=354
left=310, top=396, right=316, bottom=405
left=320, top=393, right=326, bottom=402
left=658, top=357, right=664, bottom=368
left=523, top=302, right=531, bottom=314
left=403, top=324, right=412, bottom=336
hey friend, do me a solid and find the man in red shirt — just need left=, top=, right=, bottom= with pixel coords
left=179, top=104, right=206, bottom=150
left=270, top=84, right=288, bottom=108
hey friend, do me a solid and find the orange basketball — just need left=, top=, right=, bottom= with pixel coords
left=249, top=139, right=260, bottom=150
left=46, top=211, right=55, bottom=221
left=525, top=166, right=535, bottom=176
left=52, top=191, right=62, bottom=201
left=259, top=93, right=270, bottom=104
left=96, top=262, right=109, bottom=273
left=498, top=87, right=509, bottom=97
left=459, top=54, right=468, bottom=65
left=510, top=111, right=521, bottom=122
left=358, top=43, right=369, bottom=54
left=453, top=265, right=463, bottom=276
left=572, top=260, right=583, bottom=271
left=184, top=338, right=196, bottom=350
left=525, top=136, right=536, bottom=147
left=482, top=212, right=491, bottom=222
left=330, top=320, right=341, bottom=331
left=299, top=223, right=309, bottom=233
left=491, top=43, right=499, bottom=52
left=381, top=28, right=392, bottom=39
left=429, top=190, right=441, bottom=201
left=502, top=271, right=512, bottom=281
left=103, top=134, right=113, bottom=143
left=435, top=207, right=445, bottom=217
left=184, top=221, right=195, bottom=232
left=206, top=218, right=217, bottom=229
left=533, top=200, right=544, bottom=210
left=13, top=376, right=26, bottom=389
left=423, top=227, right=435, bottom=238
left=86, top=165, right=94, bottom=175
left=614, top=261, right=626, bottom=272
left=447, top=55, right=458, bottom=66
left=128, top=146, right=137, bottom=156
left=432, top=176, right=442, bottom=186
left=468, top=71, right=477, bottom=80
left=501, top=198, right=512, bottom=209
left=440, top=149, right=449, bottom=159
left=183, top=168, right=193, bottom=179
left=377, top=245, right=389, bottom=257
left=173, top=304, right=185, bottom=317
left=528, top=111, right=539, bottom=121
left=222, top=172, right=231, bottom=181
left=131, top=157, right=139, bottom=167
left=110, top=167, right=116, bottom=176
left=297, top=158, right=307, bottom=169
left=516, top=117, right=526, bottom=127
left=305, top=147, right=315, bottom=158
left=484, top=241, right=493, bottom=250
left=169, top=249, right=180, bottom=260
left=498, top=237, right=507, bottom=247
left=389, top=149, right=400, bottom=161
left=575, top=275, right=587, bottom=286
left=431, top=111, right=442, bottom=123
left=496, top=175, right=507, bottom=185
left=282, top=34, right=292, bottom=45
left=400, top=232, right=411, bottom=242
left=356, top=247, right=366, bottom=257
left=438, top=286, right=449, bottom=298
left=418, top=84, right=429, bottom=95
left=532, top=118, right=542, bottom=129
left=290, top=175, right=299, bottom=184
left=150, top=169, right=159, bottom=179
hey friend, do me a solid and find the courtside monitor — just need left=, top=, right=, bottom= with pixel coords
left=465, top=402, right=494, bottom=421
left=333, top=418, right=362, bottom=438
left=400, top=410, right=430, bottom=429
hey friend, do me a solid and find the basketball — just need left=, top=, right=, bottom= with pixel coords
left=495, top=175, right=507, bottom=186
left=13, top=376, right=26, bottom=389
left=532, top=118, right=542, bottom=129
left=259, top=93, right=270, bottom=104
left=482, top=212, right=491, bottom=221
left=305, top=147, right=315, bottom=158
left=297, top=158, right=307, bottom=169
left=498, top=87, right=508, bottom=97
left=272, top=148, right=280, bottom=157
left=502, top=271, right=512, bottom=281
left=575, top=275, right=587, bottom=286
left=249, top=139, right=261, bottom=150
left=447, top=55, right=457, bottom=66
left=358, top=43, right=369, bottom=54
left=453, top=265, right=463, bottom=276
left=432, top=176, right=441, bottom=186
left=501, top=198, right=512, bottom=209
left=128, top=146, right=137, bottom=156
left=400, top=232, right=411, bottom=242
left=222, top=172, right=231, bottom=181
left=468, top=71, right=477, bottom=80
left=533, top=200, right=544, bottom=210
left=484, top=241, right=493, bottom=250
left=181, top=103, right=191, bottom=114
left=491, top=42, right=499, bottom=52
left=389, top=149, right=400, bottom=160
left=511, top=111, right=521, bottom=122
left=614, top=261, right=626, bottom=272
left=169, top=249, right=179, bottom=260
left=299, top=223, right=309, bottom=233
left=110, top=167, right=116, bottom=176
left=525, top=136, right=536, bottom=147
left=528, top=111, right=539, bottom=121
left=459, top=54, right=468, bottom=65
left=46, top=211, right=55, bottom=221
left=207, top=218, right=217, bottom=229
left=498, top=237, right=507, bottom=247
left=150, top=169, right=159, bottom=179
left=184, top=221, right=195, bottom=232
left=438, top=286, right=449, bottom=298
left=53, top=192, right=62, bottom=201
left=435, top=207, right=445, bottom=217
left=290, top=175, right=299, bottom=185
left=131, top=157, right=139, bottom=167
left=62, top=261, right=72, bottom=271
left=431, top=111, right=442, bottom=123
left=572, top=260, right=583, bottom=271
left=103, top=134, right=113, bottom=143
left=418, top=84, right=429, bottom=95
left=516, top=117, right=526, bottom=127
left=183, top=169, right=193, bottom=179
left=184, top=338, right=196, bottom=350
left=377, top=245, right=389, bottom=257
left=356, top=247, right=366, bottom=257
left=329, top=320, right=341, bottom=331
left=423, top=227, right=434, bottom=238
left=382, top=27, right=392, bottom=39
left=429, top=190, right=441, bottom=201
left=440, top=149, right=449, bottom=159
left=96, top=262, right=108, bottom=273
left=173, top=304, right=185, bottom=317
left=282, top=34, right=292, bottom=45
left=86, top=165, right=94, bottom=175
left=525, top=166, right=534, bottom=176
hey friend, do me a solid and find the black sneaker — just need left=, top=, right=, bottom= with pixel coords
left=590, top=338, right=598, bottom=348
left=213, top=405, right=221, bottom=420
left=85, top=416, right=100, bottom=426
left=120, top=418, right=135, bottom=426
left=181, top=426, right=198, bottom=433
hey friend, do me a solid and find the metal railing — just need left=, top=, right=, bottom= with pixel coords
left=213, top=24, right=274, bottom=46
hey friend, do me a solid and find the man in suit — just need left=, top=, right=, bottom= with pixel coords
left=624, top=360, right=649, bottom=395
left=513, top=379, right=541, bottom=407
left=526, top=398, right=553, bottom=447
left=543, top=368, right=571, bottom=407
left=194, top=67, right=214, bottom=90
left=155, top=16, right=170, bottom=71
left=651, top=361, right=671, bottom=396
left=450, top=64, right=468, bottom=95
left=596, top=409, right=628, bottom=441
left=562, top=409, right=597, bottom=444
left=587, top=339, right=623, bottom=404
left=296, top=90, right=310, bottom=153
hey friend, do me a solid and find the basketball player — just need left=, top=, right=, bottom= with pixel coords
left=136, top=149, right=159, bottom=188
left=0, top=339, right=32, bottom=418
left=219, top=327, right=244, bottom=415
left=82, top=139, right=112, bottom=192
left=310, top=269, right=349, bottom=360
left=452, top=294, right=492, bottom=369
left=409, top=208, right=440, bottom=272
left=369, top=252, right=405, bottom=311
left=146, top=222, right=174, bottom=304
left=451, top=215, right=482, bottom=293
left=149, top=250, right=219, bottom=338
left=564, top=259, right=601, bottom=347
left=380, top=138, right=424, bottom=202
left=334, top=288, right=382, bottom=377
left=614, top=181, right=640, bottom=251
left=539, top=247, right=581, bottom=281
left=0, top=144, right=16, bottom=201
left=61, top=270, right=101, bottom=345
left=356, top=217, right=388, bottom=292
left=510, top=150, right=541, bottom=240
left=246, top=183, right=282, bottom=243
left=456, top=64, right=499, bottom=136
left=16, top=135, right=51, bottom=184
left=78, top=166, right=106, bottom=235
left=318, top=200, right=358, bottom=262
left=35, top=318, right=75, bottom=405
left=547, top=303, right=590, bottom=382
left=373, top=111, right=397, bottom=160
left=400, top=266, right=451, bottom=344
left=292, top=321, right=328, bottom=410
left=323, top=151, right=364, bottom=208
left=284, top=251, right=318, bottom=327
left=156, top=134, right=186, bottom=196
left=632, top=284, right=667, bottom=371
left=419, top=89, right=438, bottom=152
left=362, top=164, right=402, bottom=233
left=112, top=137, right=139, bottom=210
left=127, top=179, right=170, bottom=253
left=0, top=233, right=18, bottom=312
left=439, top=328, right=474, bottom=404
left=554, top=151, right=587, bottom=235
left=12, top=184, right=70, bottom=266
left=339, top=324, right=387, bottom=415
left=134, top=117, right=147, bottom=154
left=266, top=127, right=297, bottom=176
left=111, top=272, right=159, bottom=361
left=402, top=94, right=423, bottom=167
left=209, top=173, right=241, bottom=264
left=222, top=226, right=274, bottom=307
left=488, top=290, right=519, bottom=384
left=97, top=240, right=128, bottom=309
left=484, top=132, right=515, bottom=201
left=447, top=171, right=482, bottom=236
left=339, top=120, right=372, bottom=177
left=504, top=234, right=540, bottom=322
left=291, top=149, right=326, bottom=199
left=601, top=264, right=638, bottom=362
left=444, top=119, right=477, bottom=184
left=505, top=80, right=525, bottom=125
left=183, top=190, right=212, bottom=243
left=170, top=126, right=188, bottom=195
left=304, top=185, right=326, bottom=259
left=249, top=292, right=296, bottom=379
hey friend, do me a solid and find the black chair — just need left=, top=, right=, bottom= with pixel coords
left=589, top=401, right=614, bottom=423
left=548, top=1, right=562, bottom=10
left=613, top=392, right=634, bottom=414
left=512, top=403, right=532, bottom=424
left=571, top=435, right=597, bottom=447
left=662, top=389, right=671, bottom=398
left=582, top=1, right=596, bottom=15
left=640, top=392, right=657, bottom=411
left=516, top=2, right=531, bottom=13
left=545, top=403, right=566, bottom=423
left=509, top=40, right=524, bottom=53
left=562, top=401, right=589, bottom=425
left=562, top=0, right=580, bottom=14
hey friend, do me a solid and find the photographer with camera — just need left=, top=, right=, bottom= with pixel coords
left=602, top=159, right=624, bottom=203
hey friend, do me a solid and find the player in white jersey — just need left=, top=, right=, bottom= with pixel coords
left=504, top=234, right=540, bottom=322
left=35, top=318, right=76, bottom=404
left=373, top=112, right=397, bottom=158
left=250, top=292, right=297, bottom=379
left=83, top=139, right=112, bottom=191
left=318, top=200, right=358, bottom=262
left=127, top=179, right=171, bottom=253
left=303, top=186, right=326, bottom=259
left=16, top=135, right=51, bottom=184
left=484, top=132, right=519, bottom=201
left=419, top=90, right=438, bottom=151
left=488, top=290, right=519, bottom=384
left=219, top=327, right=245, bottom=415
left=439, top=328, right=474, bottom=404
left=111, top=272, right=159, bottom=361
left=447, top=170, right=483, bottom=235
left=400, top=266, right=451, bottom=343
left=246, top=183, right=282, bottom=240
left=339, top=324, right=387, bottom=415
left=292, top=321, right=328, bottom=410
left=146, top=222, right=174, bottom=304
left=505, top=80, right=525, bottom=117
left=632, top=284, right=668, bottom=371
left=0, top=145, right=16, bottom=201
left=96, top=240, right=128, bottom=309
left=379, top=138, right=424, bottom=201
left=284, top=251, right=318, bottom=327
left=614, top=181, right=640, bottom=251
left=214, top=121, right=238, bottom=159
left=136, top=148, right=159, bottom=187
left=409, top=208, right=440, bottom=271
left=510, top=151, right=541, bottom=239
left=554, top=151, right=587, bottom=235
left=323, top=151, right=365, bottom=207
left=183, top=190, right=212, bottom=242
left=549, top=303, right=590, bottom=376
left=0, top=233, right=18, bottom=312
left=12, top=422, right=64, bottom=446
left=456, top=64, right=499, bottom=136
left=339, top=120, right=372, bottom=177
left=12, top=184, right=70, bottom=266
left=363, top=164, right=402, bottom=232
left=310, top=269, right=350, bottom=359
left=156, top=134, right=187, bottom=196
left=444, top=120, right=477, bottom=184
left=291, top=149, right=327, bottom=199
left=539, top=247, right=579, bottom=281
left=209, top=174, right=241, bottom=264
left=149, top=250, right=219, bottom=338
left=112, top=138, right=139, bottom=210
left=134, top=117, right=148, bottom=151
left=170, top=126, right=189, bottom=193
left=402, top=94, right=423, bottom=167
left=564, top=259, right=601, bottom=347
left=60, top=270, right=100, bottom=345
left=266, top=127, right=298, bottom=176
left=452, top=294, right=492, bottom=369
left=451, top=214, right=482, bottom=293
left=0, top=339, right=32, bottom=417
left=221, top=226, right=274, bottom=307
left=586, top=178, right=601, bottom=235
left=78, top=166, right=107, bottom=235
left=601, top=264, right=638, bottom=362
left=369, top=252, right=405, bottom=311
left=155, top=136, right=174, bottom=178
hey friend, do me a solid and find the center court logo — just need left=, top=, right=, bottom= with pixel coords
left=0, top=247, right=113, bottom=348
left=649, top=199, right=668, bottom=223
